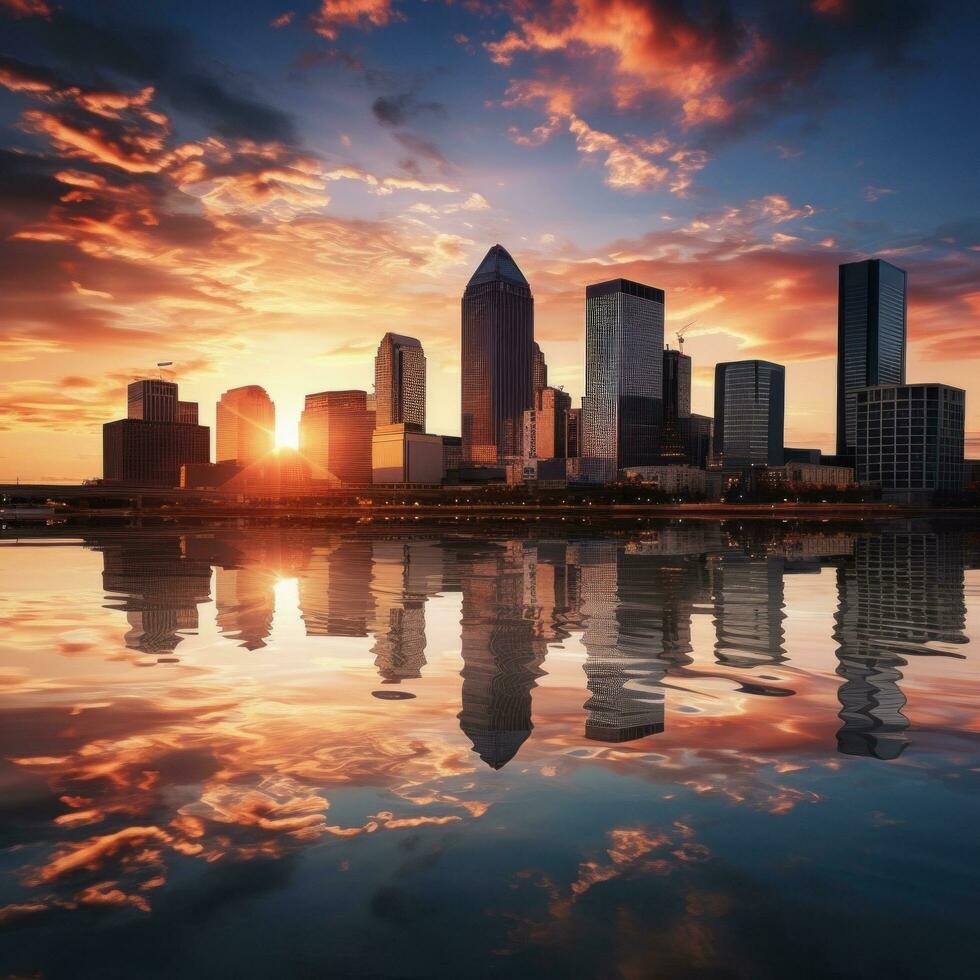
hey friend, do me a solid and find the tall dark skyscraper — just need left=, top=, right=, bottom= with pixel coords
left=836, top=258, right=907, bottom=458
left=663, top=347, right=692, bottom=419
left=375, top=332, right=426, bottom=429
left=583, top=278, right=665, bottom=477
left=461, top=244, right=534, bottom=464
left=713, top=360, right=785, bottom=468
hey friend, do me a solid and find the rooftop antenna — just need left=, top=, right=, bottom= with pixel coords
left=676, top=320, right=697, bottom=352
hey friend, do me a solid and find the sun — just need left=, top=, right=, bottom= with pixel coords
left=275, top=420, right=298, bottom=450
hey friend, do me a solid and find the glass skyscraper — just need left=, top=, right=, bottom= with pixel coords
left=837, top=258, right=907, bottom=458
left=583, top=278, right=664, bottom=476
left=461, top=244, right=534, bottom=464
left=713, top=359, right=785, bottom=468
left=299, top=390, right=375, bottom=484
left=216, top=385, right=275, bottom=465
left=374, top=332, right=426, bottom=430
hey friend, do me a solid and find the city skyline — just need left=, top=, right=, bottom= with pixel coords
left=1, top=1, right=979, bottom=481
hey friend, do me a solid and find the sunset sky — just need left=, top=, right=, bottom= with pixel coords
left=1, top=0, right=978, bottom=481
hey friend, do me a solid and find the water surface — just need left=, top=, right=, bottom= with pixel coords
left=1, top=520, right=978, bottom=978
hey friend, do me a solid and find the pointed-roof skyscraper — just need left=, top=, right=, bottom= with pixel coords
left=461, top=244, right=534, bottom=464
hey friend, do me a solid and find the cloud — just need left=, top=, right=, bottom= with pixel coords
left=0, top=0, right=50, bottom=16
left=372, top=91, right=445, bottom=127
left=14, top=8, right=298, bottom=143
left=864, top=185, right=895, bottom=202
left=487, top=0, right=936, bottom=136
left=310, top=0, right=397, bottom=40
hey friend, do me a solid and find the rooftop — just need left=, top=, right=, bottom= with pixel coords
left=467, top=244, right=529, bottom=288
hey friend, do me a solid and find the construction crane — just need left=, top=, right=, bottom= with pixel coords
left=676, top=320, right=697, bottom=352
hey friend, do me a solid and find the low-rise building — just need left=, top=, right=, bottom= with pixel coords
left=620, top=465, right=708, bottom=496
left=780, top=461, right=855, bottom=487
left=372, top=424, right=444, bottom=484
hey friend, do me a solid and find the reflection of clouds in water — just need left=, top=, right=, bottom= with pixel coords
left=0, top=524, right=975, bottom=933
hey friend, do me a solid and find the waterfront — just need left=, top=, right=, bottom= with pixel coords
left=1, top=520, right=978, bottom=978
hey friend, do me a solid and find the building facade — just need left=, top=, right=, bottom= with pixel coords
left=374, top=333, right=426, bottom=429
left=532, top=341, right=548, bottom=393
left=583, top=278, right=665, bottom=478
left=713, top=360, right=785, bottom=468
left=127, top=379, right=178, bottom=422
left=216, top=385, right=275, bottom=465
left=105, top=380, right=208, bottom=486
left=522, top=386, right=571, bottom=460
left=299, top=389, right=375, bottom=485
left=837, top=258, right=907, bottom=459
left=779, top=462, right=855, bottom=488
left=372, top=424, right=444, bottom=484
left=855, top=383, right=965, bottom=501
left=565, top=406, right=582, bottom=459
left=461, top=244, right=534, bottom=464
left=663, top=347, right=692, bottom=419
left=104, top=419, right=209, bottom=486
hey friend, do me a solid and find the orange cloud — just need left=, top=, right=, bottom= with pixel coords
left=311, top=0, right=396, bottom=40
left=486, top=0, right=758, bottom=124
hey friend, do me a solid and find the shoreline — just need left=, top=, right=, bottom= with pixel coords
left=4, top=502, right=978, bottom=524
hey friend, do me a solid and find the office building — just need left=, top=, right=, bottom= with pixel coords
left=522, top=386, right=571, bottom=460
left=104, top=380, right=208, bottom=487
left=663, top=347, right=692, bottom=419
left=855, top=383, right=965, bottom=501
left=216, top=385, right=275, bottom=465
left=461, top=244, right=534, bottom=464
left=583, top=278, right=665, bottom=478
left=565, top=406, right=582, bottom=458
left=372, top=423, right=444, bottom=484
left=532, top=341, right=548, bottom=393
left=104, top=420, right=209, bottom=487
left=713, top=360, right=785, bottom=468
left=837, top=259, right=907, bottom=459
left=375, top=333, right=426, bottom=429
left=299, top=390, right=375, bottom=484
left=441, top=435, right=463, bottom=475
left=780, top=461, right=855, bottom=488
left=621, top=465, right=708, bottom=496
left=127, top=379, right=178, bottom=422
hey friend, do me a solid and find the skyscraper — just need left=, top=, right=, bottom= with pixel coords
left=104, top=379, right=209, bottom=486
left=216, top=385, right=275, bottom=465
left=583, top=278, right=664, bottom=477
left=658, top=345, right=711, bottom=465
left=127, top=379, right=177, bottom=422
left=837, top=258, right=907, bottom=458
left=713, top=360, right=785, bottom=468
left=532, top=341, right=548, bottom=393
left=663, top=347, right=692, bottom=419
left=299, top=390, right=375, bottom=484
left=374, top=333, right=426, bottom=429
left=461, top=244, right=534, bottom=464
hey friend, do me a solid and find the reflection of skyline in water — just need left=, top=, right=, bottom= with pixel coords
left=79, top=524, right=976, bottom=766
left=834, top=532, right=970, bottom=759
left=2, top=521, right=979, bottom=979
